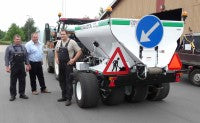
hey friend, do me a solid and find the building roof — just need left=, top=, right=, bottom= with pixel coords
left=100, top=0, right=182, bottom=21
left=99, top=0, right=121, bottom=20
left=59, top=18, right=98, bottom=24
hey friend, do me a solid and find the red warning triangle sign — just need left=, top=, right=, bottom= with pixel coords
left=168, top=53, right=182, bottom=70
left=103, top=47, right=129, bottom=75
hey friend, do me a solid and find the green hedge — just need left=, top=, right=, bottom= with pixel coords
left=0, top=41, right=11, bottom=45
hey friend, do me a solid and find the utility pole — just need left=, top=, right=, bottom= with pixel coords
left=62, top=0, right=66, bottom=17
left=26, top=15, right=30, bottom=41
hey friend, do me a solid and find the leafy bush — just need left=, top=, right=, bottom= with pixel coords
left=0, top=41, right=11, bottom=45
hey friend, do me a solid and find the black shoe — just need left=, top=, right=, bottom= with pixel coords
left=65, top=100, right=71, bottom=106
left=57, top=98, right=67, bottom=102
left=9, top=96, right=16, bottom=101
left=19, top=94, right=29, bottom=99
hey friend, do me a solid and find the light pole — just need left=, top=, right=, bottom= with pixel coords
left=26, top=15, right=30, bottom=41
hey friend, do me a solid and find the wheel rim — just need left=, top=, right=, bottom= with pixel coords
left=54, top=59, right=59, bottom=75
left=193, top=73, right=200, bottom=83
left=76, top=81, right=82, bottom=100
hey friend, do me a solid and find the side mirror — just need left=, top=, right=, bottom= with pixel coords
left=44, top=23, right=50, bottom=43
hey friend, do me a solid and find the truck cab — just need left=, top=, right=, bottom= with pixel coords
left=44, top=18, right=97, bottom=78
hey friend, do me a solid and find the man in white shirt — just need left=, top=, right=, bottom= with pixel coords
left=25, top=32, right=50, bottom=95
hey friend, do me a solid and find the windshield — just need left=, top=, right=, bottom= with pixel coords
left=182, top=35, right=200, bottom=53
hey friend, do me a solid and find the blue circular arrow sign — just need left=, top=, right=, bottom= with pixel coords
left=136, top=15, right=163, bottom=48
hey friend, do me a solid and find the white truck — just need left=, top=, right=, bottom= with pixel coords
left=71, top=14, right=184, bottom=108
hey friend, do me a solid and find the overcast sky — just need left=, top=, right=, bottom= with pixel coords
left=0, top=0, right=113, bottom=31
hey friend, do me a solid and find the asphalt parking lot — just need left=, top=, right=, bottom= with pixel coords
left=0, top=45, right=200, bottom=123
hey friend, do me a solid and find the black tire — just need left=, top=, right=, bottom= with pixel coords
left=125, top=85, right=148, bottom=103
left=46, top=49, right=54, bottom=73
left=101, top=87, right=125, bottom=105
left=55, top=71, right=59, bottom=80
left=147, top=83, right=170, bottom=101
left=47, top=66, right=54, bottom=73
left=75, top=73, right=100, bottom=108
left=189, top=69, right=200, bottom=86
left=54, top=59, right=59, bottom=80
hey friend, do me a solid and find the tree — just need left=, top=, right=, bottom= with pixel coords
left=4, top=23, right=25, bottom=42
left=22, top=18, right=37, bottom=41
left=0, top=29, right=6, bottom=40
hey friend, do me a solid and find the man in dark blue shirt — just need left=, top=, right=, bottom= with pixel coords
left=5, top=34, right=30, bottom=101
